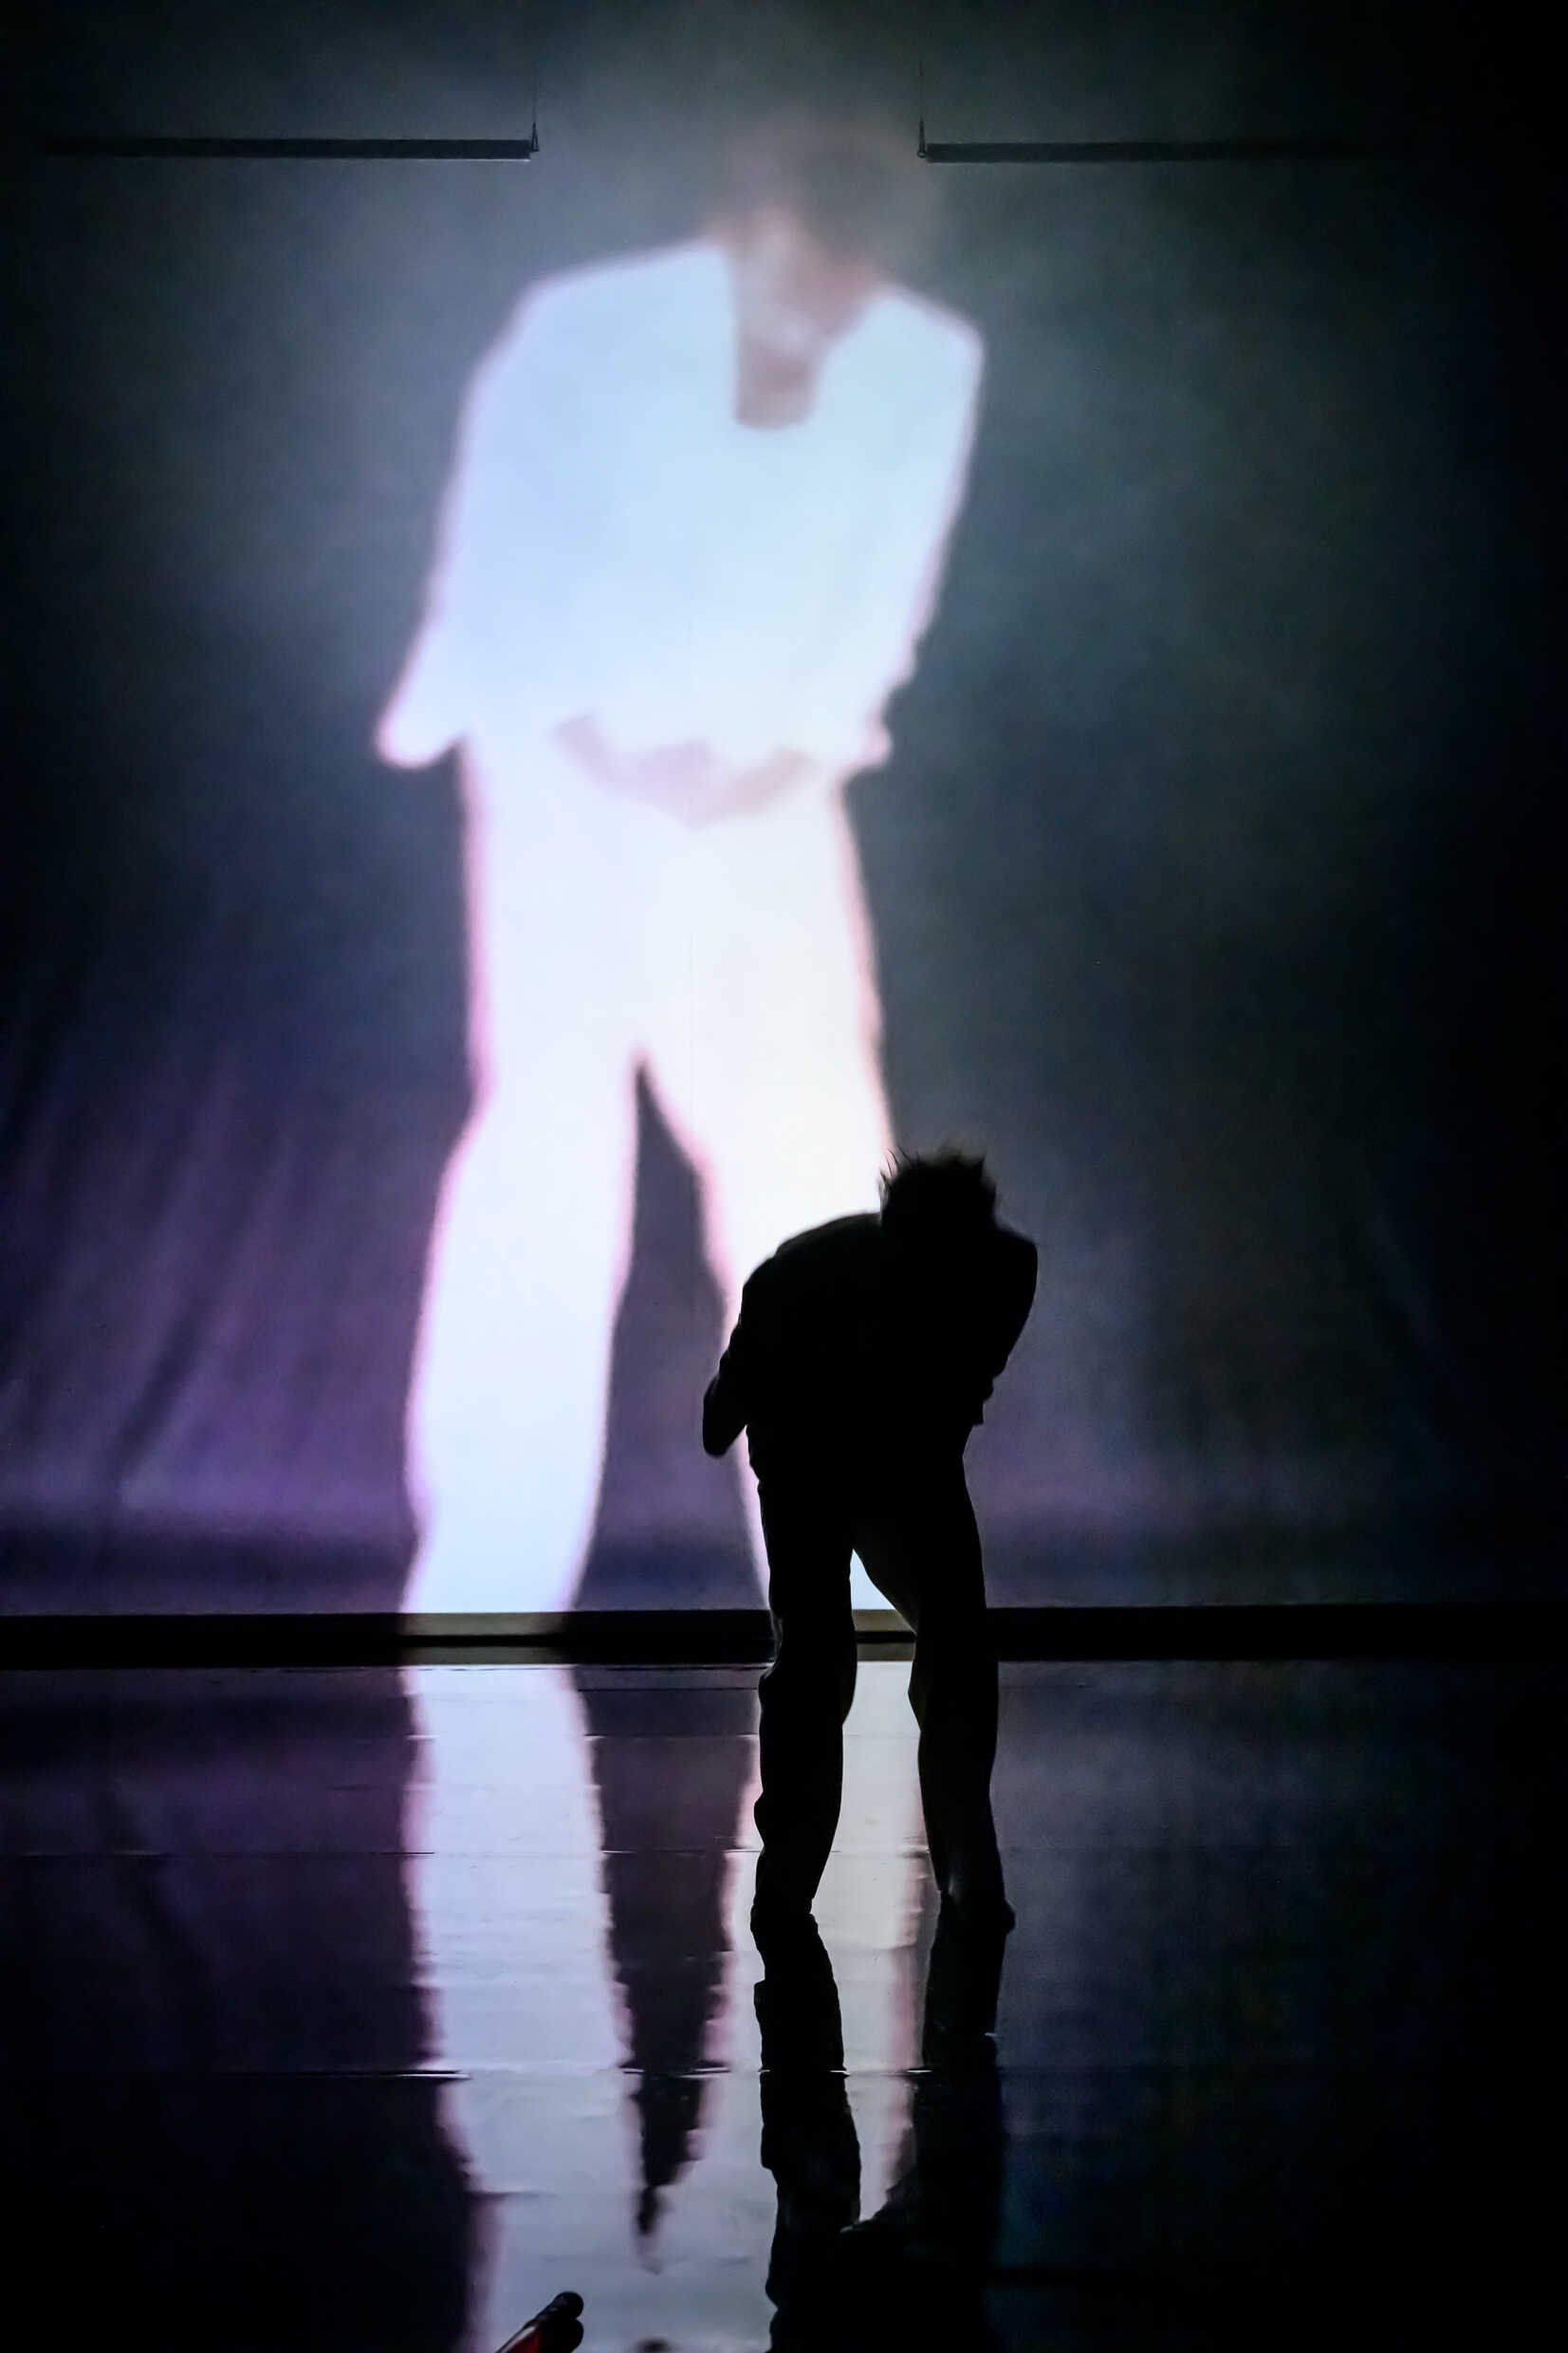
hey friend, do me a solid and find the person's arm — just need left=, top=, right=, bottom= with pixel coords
left=702, top=1335, right=748, bottom=1457
left=965, top=1233, right=1039, bottom=1429
left=702, top=1277, right=765, bottom=1456
left=555, top=722, right=821, bottom=826
left=985, top=1236, right=1039, bottom=1386
left=376, top=283, right=586, bottom=769
left=780, top=309, right=985, bottom=786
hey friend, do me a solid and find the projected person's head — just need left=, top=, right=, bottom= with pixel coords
left=878, top=1149, right=1000, bottom=1271
left=713, top=114, right=938, bottom=426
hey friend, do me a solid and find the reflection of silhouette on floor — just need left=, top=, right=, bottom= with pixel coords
left=570, top=1662, right=757, bottom=2248
left=0, top=1666, right=473, bottom=2350
left=755, top=1909, right=1008, bottom=2350
left=704, top=1152, right=1036, bottom=1924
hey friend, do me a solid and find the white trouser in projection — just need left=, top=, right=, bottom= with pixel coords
left=406, top=749, right=890, bottom=1613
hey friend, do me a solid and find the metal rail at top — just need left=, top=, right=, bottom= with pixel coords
left=39, top=126, right=1423, bottom=166
left=39, top=130, right=541, bottom=159
left=916, top=132, right=1394, bottom=162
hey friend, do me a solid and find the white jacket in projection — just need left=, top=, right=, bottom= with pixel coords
left=378, top=239, right=983, bottom=1612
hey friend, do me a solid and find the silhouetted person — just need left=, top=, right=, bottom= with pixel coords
left=703, top=1150, right=1036, bottom=1941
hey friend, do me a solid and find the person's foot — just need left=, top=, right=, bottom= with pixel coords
left=921, top=1893, right=1015, bottom=2062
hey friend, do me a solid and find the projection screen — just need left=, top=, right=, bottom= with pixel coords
left=3, top=1, right=1560, bottom=1614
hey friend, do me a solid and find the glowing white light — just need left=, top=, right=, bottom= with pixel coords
left=378, top=237, right=982, bottom=1613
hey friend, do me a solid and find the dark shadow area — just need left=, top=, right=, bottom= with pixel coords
left=750, top=1655, right=1565, bottom=2348
left=0, top=1666, right=474, bottom=2351
left=990, top=1658, right=1565, bottom=2347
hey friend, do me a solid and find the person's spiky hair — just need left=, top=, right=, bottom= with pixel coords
left=878, top=1147, right=998, bottom=1237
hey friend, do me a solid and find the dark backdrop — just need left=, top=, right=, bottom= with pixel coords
left=3, top=1, right=1561, bottom=1609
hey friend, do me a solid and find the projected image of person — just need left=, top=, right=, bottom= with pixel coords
left=378, top=117, right=983, bottom=1612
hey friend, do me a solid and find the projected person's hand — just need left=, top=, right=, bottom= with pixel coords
left=556, top=717, right=713, bottom=815
left=710, top=747, right=816, bottom=822
left=631, top=742, right=815, bottom=824
left=624, top=740, right=732, bottom=821
left=556, top=719, right=813, bottom=824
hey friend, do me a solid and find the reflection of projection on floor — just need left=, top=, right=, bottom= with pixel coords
left=404, top=1665, right=644, bottom=2352
left=403, top=1658, right=927, bottom=2347
left=724, top=1658, right=930, bottom=2217
left=811, top=1660, right=929, bottom=2211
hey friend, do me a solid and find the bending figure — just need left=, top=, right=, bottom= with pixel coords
left=703, top=1150, right=1036, bottom=1936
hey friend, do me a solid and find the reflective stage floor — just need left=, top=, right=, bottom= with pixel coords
left=2, top=1654, right=1558, bottom=2350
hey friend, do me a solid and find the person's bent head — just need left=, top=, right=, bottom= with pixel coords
left=714, top=111, right=938, bottom=278
left=878, top=1148, right=999, bottom=1254
left=711, top=113, right=938, bottom=418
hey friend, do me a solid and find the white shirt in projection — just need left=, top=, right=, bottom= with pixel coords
left=378, top=239, right=983, bottom=786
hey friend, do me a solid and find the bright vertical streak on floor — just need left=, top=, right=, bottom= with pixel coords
left=404, top=1660, right=775, bottom=2350
left=718, top=1654, right=929, bottom=2219
left=812, top=1658, right=929, bottom=2214
left=403, top=1663, right=629, bottom=2350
